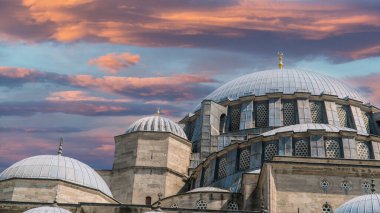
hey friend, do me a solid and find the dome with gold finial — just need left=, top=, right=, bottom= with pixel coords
left=126, top=109, right=188, bottom=140
left=200, top=69, right=368, bottom=104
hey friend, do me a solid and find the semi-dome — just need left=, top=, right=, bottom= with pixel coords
left=0, top=155, right=112, bottom=197
left=261, top=123, right=368, bottom=137
left=126, top=115, right=187, bottom=139
left=204, top=69, right=368, bottom=104
left=335, top=193, right=380, bottom=213
left=23, top=206, right=72, bottom=213
left=186, top=187, right=230, bottom=193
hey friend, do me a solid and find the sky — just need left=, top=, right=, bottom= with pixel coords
left=1, top=0, right=380, bottom=171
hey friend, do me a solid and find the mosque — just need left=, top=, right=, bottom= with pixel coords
left=1, top=54, right=380, bottom=212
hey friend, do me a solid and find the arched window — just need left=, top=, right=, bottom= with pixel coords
left=322, top=202, right=333, bottom=213
left=203, top=166, right=210, bottom=186
left=336, top=104, right=354, bottom=128
left=310, top=101, right=326, bottom=124
left=227, top=200, right=239, bottom=210
left=229, top=106, right=241, bottom=132
left=282, top=100, right=297, bottom=126
left=217, top=157, right=227, bottom=179
left=239, top=149, right=250, bottom=170
left=264, top=143, right=278, bottom=161
left=362, top=111, right=375, bottom=134
left=357, top=142, right=371, bottom=159
left=196, top=200, right=207, bottom=209
left=145, top=196, right=152, bottom=205
left=255, top=101, right=269, bottom=127
left=325, top=138, right=342, bottom=159
left=219, top=114, right=226, bottom=134
left=294, top=139, right=309, bottom=157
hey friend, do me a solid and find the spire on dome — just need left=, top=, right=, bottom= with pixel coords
left=58, top=137, right=63, bottom=156
left=278, top=51, right=284, bottom=70
left=156, top=107, right=161, bottom=116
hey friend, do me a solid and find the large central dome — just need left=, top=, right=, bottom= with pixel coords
left=204, top=69, right=368, bottom=104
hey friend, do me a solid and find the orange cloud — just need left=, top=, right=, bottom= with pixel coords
left=88, top=52, right=140, bottom=74
left=343, top=44, right=380, bottom=60
left=0, top=0, right=375, bottom=45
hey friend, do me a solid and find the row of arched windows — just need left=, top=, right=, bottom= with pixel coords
left=219, top=101, right=372, bottom=133
left=203, top=139, right=372, bottom=185
left=263, top=139, right=372, bottom=161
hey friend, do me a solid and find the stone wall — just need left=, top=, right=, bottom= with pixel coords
left=159, top=191, right=241, bottom=210
left=0, top=179, right=114, bottom=204
left=258, top=157, right=380, bottom=213
left=111, top=132, right=191, bottom=205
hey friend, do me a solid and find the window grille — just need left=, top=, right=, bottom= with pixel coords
left=255, top=101, right=269, bottom=127
left=337, top=104, right=354, bottom=128
left=203, top=166, right=210, bottom=186
left=283, top=100, right=297, bottom=126
left=264, top=143, right=278, bottom=161
left=170, top=203, right=178, bottom=208
left=320, top=179, right=329, bottom=191
left=362, top=111, right=374, bottom=134
left=357, top=142, right=370, bottom=159
left=227, top=201, right=239, bottom=211
left=294, top=139, right=309, bottom=157
left=325, top=138, right=342, bottom=159
left=145, top=196, right=152, bottom=205
left=310, top=101, right=325, bottom=123
left=340, top=180, right=352, bottom=192
left=229, top=105, right=241, bottom=132
left=196, top=200, right=207, bottom=209
left=322, top=202, right=332, bottom=213
left=362, top=181, right=371, bottom=194
left=217, top=157, right=227, bottom=179
left=239, top=149, right=250, bottom=170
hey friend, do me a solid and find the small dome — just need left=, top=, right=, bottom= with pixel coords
left=23, top=206, right=72, bottom=213
left=0, top=155, right=112, bottom=197
left=335, top=194, right=380, bottom=213
left=187, top=187, right=230, bottom=193
left=126, top=115, right=187, bottom=139
left=261, top=123, right=367, bottom=137
left=203, top=69, right=368, bottom=104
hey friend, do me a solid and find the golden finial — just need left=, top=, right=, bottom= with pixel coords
left=278, top=51, right=284, bottom=70
left=58, top=137, right=63, bottom=156
left=156, top=107, right=160, bottom=116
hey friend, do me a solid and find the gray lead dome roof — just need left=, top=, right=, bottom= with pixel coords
left=204, top=69, right=368, bottom=103
left=23, top=207, right=72, bottom=213
left=335, top=194, right=380, bottom=213
left=261, top=123, right=368, bottom=137
left=126, top=115, right=187, bottom=139
left=0, top=155, right=112, bottom=197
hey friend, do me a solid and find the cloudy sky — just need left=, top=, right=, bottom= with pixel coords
left=1, top=0, right=380, bottom=171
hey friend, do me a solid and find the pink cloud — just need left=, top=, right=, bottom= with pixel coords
left=69, top=74, right=216, bottom=100
left=88, top=52, right=140, bottom=74
left=343, top=44, right=380, bottom=60
left=0, top=66, right=216, bottom=100
left=0, top=1, right=377, bottom=45
left=46, top=90, right=131, bottom=102
left=0, top=66, right=34, bottom=78
left=346, top=73, right=380, bottom=105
